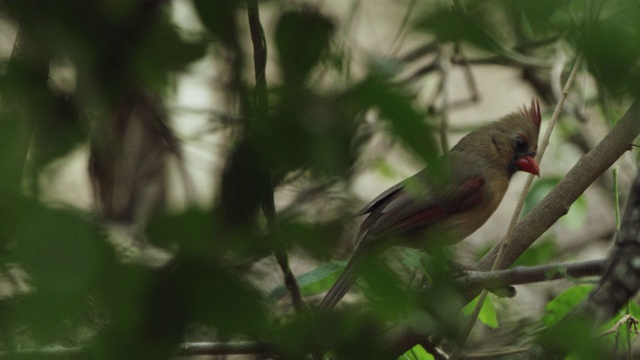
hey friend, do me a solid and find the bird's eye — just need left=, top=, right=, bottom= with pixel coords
left=515, top=136, right=527, bottom=150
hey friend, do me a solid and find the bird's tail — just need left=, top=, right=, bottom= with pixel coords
left=318, top=250, right=365, bottom=310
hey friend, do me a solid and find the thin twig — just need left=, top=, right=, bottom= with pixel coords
left=438, top=45, right=451, bottom=153
left=0, top=342, right=270, bottom=359
left=454, top=44, right=479, bottom=102
left=598, top=314, right=639, bottom=338
left=0, top=347, right=84, bottom=359
left=246, top=0, right=304, bottom=311
left=458, top=258, right=608, bottom=291
left=387, top=0, right=418, bottom=57
left=463, top=346, right=529, bottom=359
left=614, top=167, right=622, bottom=233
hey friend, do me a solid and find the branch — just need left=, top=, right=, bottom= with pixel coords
left=0, top=347, right=83, bottom=359
left=458, top=259, right=608, bottom=292
left=474, top=99, right=640, bottom=273
left=523, top=145, right=640, bottom=358
left=0, top=342, right=270, bottom=359
left=245, top=0, right=304, bottom=311
left=597, top=314, right=639, bottom=338
left=177, top=341, right=269, bottom=356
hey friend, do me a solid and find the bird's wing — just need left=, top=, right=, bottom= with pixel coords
left=359, top=175, right=485, bottom=240
left=357, top=181, right=405, bottom=216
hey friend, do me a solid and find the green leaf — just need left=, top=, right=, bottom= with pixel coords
left=542, top=285, right=593, bottom=327
left=627, top=300, right=640, bottom=319
left=151, top=256, right=268, bottom=338
left=523, top=176, right=562, bottom=215
left=148, top=208, right=216, bottom=255
left=278, top=219, right=347, bottom=259
left=562, top=195, right=588, bottom=231
left=268, top=261, right=346, bottom=302
left=462, top=295, right=499, bottom=329
left=134, top=19, right=208, bottom=89
left=596, top=301, right=640, bottom=352
left=398, top=344, right=434, bottom=360
left=415, top=3, right=496, bottom=51
left=276, top=10, right=334, bottom=83
left=8, top=200, right=117, bottom=339
left=192, top=0, right=239, bottom=49
left=581, top=2, right=640, bottom=97
left=524, top=176, right=587, bottom=231
left=347, top=78, right=439, bottom=164
left=512, top=238, right=557, bottom=268
left=374, top=158, right=400, bottom=179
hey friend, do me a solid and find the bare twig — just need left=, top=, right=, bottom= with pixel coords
left=177, top=341, right=269, bottom=356
left=463, top=346, right=529, bottom=359
left=382, top=326, right=449, bottom=360
left=437, top=45, right=452, bottom=153
left=0, top=347, right=84, bottom=359
left=387, top=0, right=418, bottom=57
left=246, top=0, right=304, bottom=311
left=458, top=259, right=608, bottom=291
left=598, top=314, right=639, bottom=338
left=453, top=44, right=479, bottom=103
left=0, top=342, right=270, bottom=359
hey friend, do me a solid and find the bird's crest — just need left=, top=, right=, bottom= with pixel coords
left=520, top=98, right=541, bottom=131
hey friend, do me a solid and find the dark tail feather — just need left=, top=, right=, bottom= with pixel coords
left=318, top=250, right=365, bottom=310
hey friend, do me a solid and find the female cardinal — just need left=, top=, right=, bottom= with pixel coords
left=319, top=100, right=541, bottom=310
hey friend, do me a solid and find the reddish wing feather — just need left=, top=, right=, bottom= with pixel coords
left=456, top=176, right=485, bottom=212
left=391, top=206, right=449, bottom=232
left=360, top=175, right=485, bottom=239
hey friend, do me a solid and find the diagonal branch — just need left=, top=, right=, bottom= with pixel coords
left=523, top=136, right=640, bottom=358
left=474, top=99, right=640, bottom=273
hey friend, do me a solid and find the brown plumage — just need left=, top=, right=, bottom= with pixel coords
left=319, top=100, right=542, bottom=310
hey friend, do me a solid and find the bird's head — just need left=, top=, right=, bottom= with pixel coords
left=454, top=99, right=542, bottom=178
left=504, top=99, right=541, bottom=176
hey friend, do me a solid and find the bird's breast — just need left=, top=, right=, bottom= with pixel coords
left=419, top=172, right=509, bottom=247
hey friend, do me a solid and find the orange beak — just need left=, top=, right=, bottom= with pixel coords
left=516, top=155, right=540, bottom=176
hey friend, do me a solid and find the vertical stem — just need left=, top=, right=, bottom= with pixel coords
left=246, top=0, right=304, bottom=311
left=437, top=46, right=450, bottom=153
left=613, top=167, right=621, bottom=233
left=246, top=1, right=268, bottom=119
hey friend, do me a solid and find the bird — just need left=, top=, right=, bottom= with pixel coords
left=318, top=99, right=542, bottom=310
